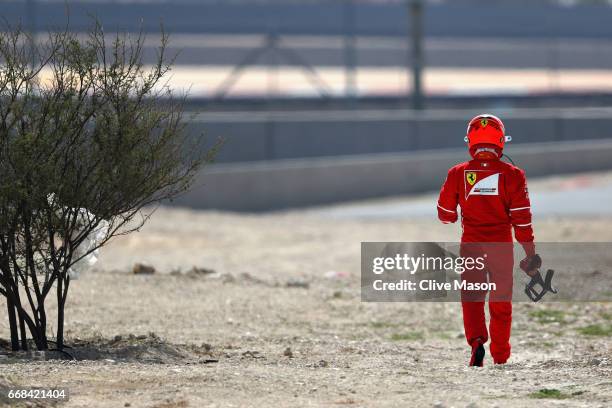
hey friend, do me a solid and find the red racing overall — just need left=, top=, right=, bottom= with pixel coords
left=437, top=157, right=534, bottom=364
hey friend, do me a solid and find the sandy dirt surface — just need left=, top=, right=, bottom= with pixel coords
left=1, top=173, right=612, bottom=408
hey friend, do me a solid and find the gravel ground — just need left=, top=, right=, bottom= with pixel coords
left=1, top=173, right=611, bottom=408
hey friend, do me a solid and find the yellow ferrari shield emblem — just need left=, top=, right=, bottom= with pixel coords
left=466, top=172, right=477, bottom=186
left=480, top=118, right=488, bottom=127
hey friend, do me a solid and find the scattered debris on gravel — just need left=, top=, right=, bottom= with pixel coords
left=132, top=263, right=156, bottom=275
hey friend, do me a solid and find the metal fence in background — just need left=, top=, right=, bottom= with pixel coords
left=8, top=0, right=612, bottom=102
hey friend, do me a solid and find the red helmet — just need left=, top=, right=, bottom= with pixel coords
left=464, top=114, right=511, bottom=159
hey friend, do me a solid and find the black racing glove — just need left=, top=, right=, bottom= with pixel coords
left=520, top=254, right=542, bottom=277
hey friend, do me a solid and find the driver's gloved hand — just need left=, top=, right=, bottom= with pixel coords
left=520, top=254, right=542, bottom=277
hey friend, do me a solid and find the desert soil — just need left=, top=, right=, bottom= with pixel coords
left=1, top=173, right=611, bottom=408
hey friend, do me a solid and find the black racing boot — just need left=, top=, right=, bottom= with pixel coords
left=469, top=341, right=485, bottom=367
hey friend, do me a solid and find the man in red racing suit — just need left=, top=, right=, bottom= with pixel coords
left=437, top=114, right=539, bottom=366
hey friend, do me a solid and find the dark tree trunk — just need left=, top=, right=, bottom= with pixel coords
left=56, top=311, right=64, bottom=350
left=6, top=297, right=19, bottom=351
left=56, top=277, right=69, bottom=350
left=32, top=299, right=49, bottom=351
left=37, top=317, right=48, bottom=351
left=56, top=277, right=64, bottom=350
left=14, top=290, right=29, bottom=351
left=31, top=325, right=48, bottom=351
left=18, top=312, right=28, bottom=350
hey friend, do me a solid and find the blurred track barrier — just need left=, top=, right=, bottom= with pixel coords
left=189, top=107, right=612, bottom=164
left=175, top=138, right=612, bottom=211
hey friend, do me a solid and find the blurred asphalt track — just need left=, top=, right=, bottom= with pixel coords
left=310, top=172, right=612, bottom=219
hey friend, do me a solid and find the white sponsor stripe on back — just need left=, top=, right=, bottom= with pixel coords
left=467, top=173, right=500, bottom=198
left=510, top=206, right=530, bottom=211
left=515, top=223, right=532, bottom=227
